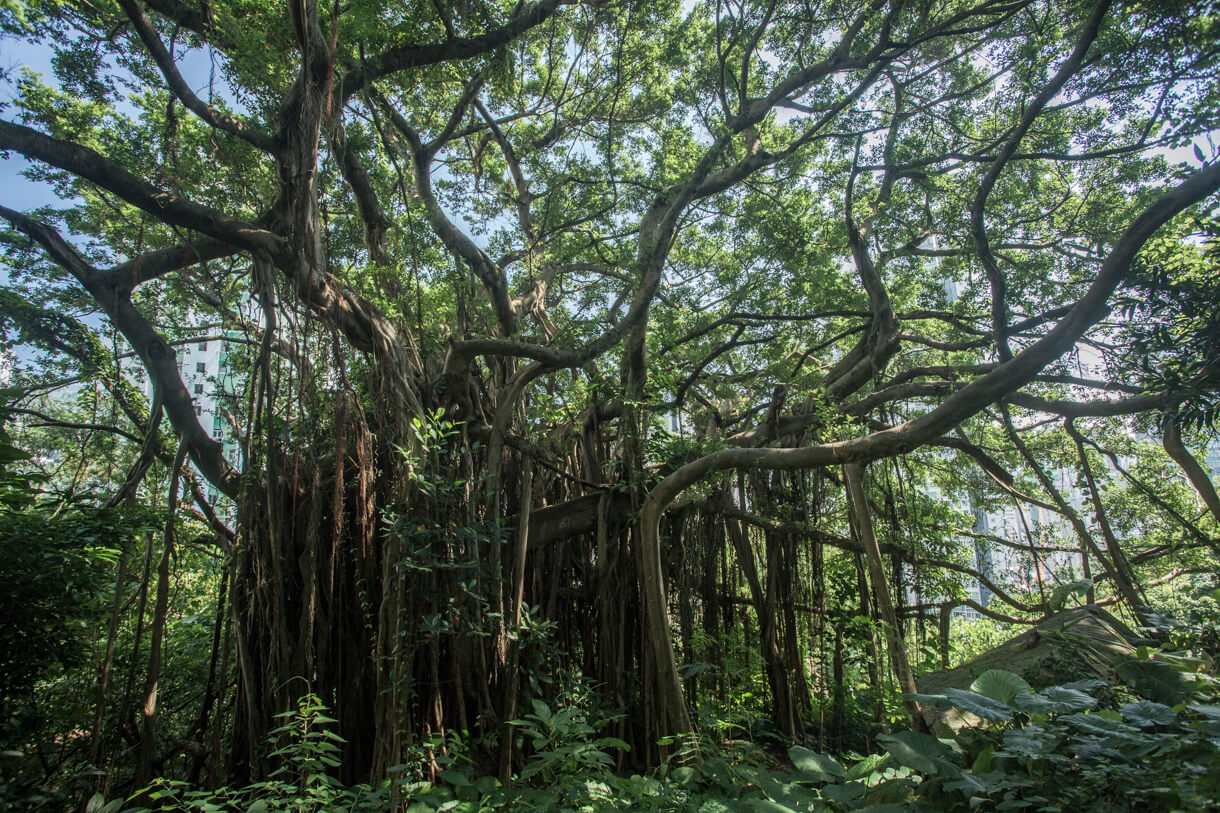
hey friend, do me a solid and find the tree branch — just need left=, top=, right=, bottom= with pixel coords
left=0, top=206, right=240, bottom=498
left=118, top=0, right=279, bottom=152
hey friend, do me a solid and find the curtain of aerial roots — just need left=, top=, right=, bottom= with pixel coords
left=712, top=471, right=819, bottom=737
left=222, top=361, right=926, bottom=782
left=689, top=468, right=915, bottom=744
left=224, top=357, right=659, bottom=781
left=230, top=389, right=379, bottom=783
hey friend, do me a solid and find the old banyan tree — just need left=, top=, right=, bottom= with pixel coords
left=2, top=0, right=1220, bottom=789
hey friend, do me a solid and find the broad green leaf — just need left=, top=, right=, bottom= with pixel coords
left=474, top=775, right=500, bottom=794
left=1189, top=704, right=1220, bottom=718
left=1120, top=700, right=1176, bottom=727
left=788, top=745, right=845, bottom=779
left=670, top=765, right=699, bottom=785
left=844, top=752, right=889, bottom=782
left=1059, top=713, right=1134, bottom=736
left=1034, top=686, right=1098, bottom=713
left=1068, top=740, right=1125, bottom=760
left=1003, top=724, right=1060, bottom=756
left=972, top=745, right=995, bottom=773
left=405, top=802, right=440, bottom=813
left=970, top=670, right=1032, bottom=706
left=1013, top=692, right=1057, bottom=714
left=744, top=800, right=801, bottom=813
left=821, top=781, right=867, bottom=803
left=944, top=688, right=1014, bottom=721
left=877, top=731, right=957, bottom=775
left=1116, top=657, right=1194, bottom=705
left=905, top=692, right=953, bottom=709
left=439, top=769, right=471, bottom=786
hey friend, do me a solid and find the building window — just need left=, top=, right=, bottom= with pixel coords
left=198, top=341, right=208, bottom=351
left=194, top=383, right=204, bottom=395
left=195, top=404, right=202, bottom=416
left=196, top=362, right=207, bottom=374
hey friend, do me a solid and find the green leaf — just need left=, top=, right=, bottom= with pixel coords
left=1012, top=692, right=1056, bottom=714
left=876, top=731, right=958, bottom=776
left=743, top=800, right=801, bottom=813
left=821, top=781, right=867, bottom=803
left=905, top=692, right=953, bottom=709
left=1058, top=713, right=1133, bottom=736
left=788, top=745, right=845, bottom=780
left=972, top=745, right=995, bottom=773
left=944, top=688, right=1014, bottom=721
left=1120, top=700, right=1176, bottom=727
left=595, top=736, right=631, bottom=752
left=844, top=752, right=889, bottom=781
left=698, top=801, right=736, bottom=813
left=474, top=775, right=500, bottom=794
left=404, top=802, right=439, bottom=813
left=1116, top=657, right=1194, bottom=705
left=1189, top=703, right=1220, bottom=718
left=671, top=765, right=699, bottom=785
left=1002, top=724, right=1060, bottom=756
left=970, top=670, right=1033, bottom=706
left=1030, top=686, right=1098, bottom=713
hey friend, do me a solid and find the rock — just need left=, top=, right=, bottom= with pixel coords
left=915, top=605, right=1140, bottom=732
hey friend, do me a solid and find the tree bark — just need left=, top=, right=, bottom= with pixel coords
left=845, top=462, right=923, bottom=731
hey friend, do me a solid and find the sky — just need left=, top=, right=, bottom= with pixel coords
left=0, top=34, right=58, bottom=210
left=0, top=33, right=225, bottom=211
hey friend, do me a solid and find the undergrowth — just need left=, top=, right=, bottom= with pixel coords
left=62, top=596, right=1220, bottom=812
left=85, top=673, right=1220, bottom=812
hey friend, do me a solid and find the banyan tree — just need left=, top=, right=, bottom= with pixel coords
left=1, top=0, right=1219, bottom=786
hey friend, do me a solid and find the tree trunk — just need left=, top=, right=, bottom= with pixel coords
left=845, top=462, right=923, bottom=732
left=136, top=443, right=187, bottom=786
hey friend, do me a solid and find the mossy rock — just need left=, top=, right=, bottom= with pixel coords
left=916, top=605, right=1140, bottom=731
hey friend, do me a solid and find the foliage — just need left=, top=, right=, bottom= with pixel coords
left=868, top=675, right=1220, bottom=811
left=118, top=694, right=381, bottom=813
left=1, top=0, right=1219, bottom=804
left=0, top=412, right=155, bottom=748
left=84, top=665, right=1220, bottom=811
left=1118, top=217, right=1220, bottom=430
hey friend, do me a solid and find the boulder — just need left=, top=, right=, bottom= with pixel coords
left=915, top=605, right=1143, bottom=731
